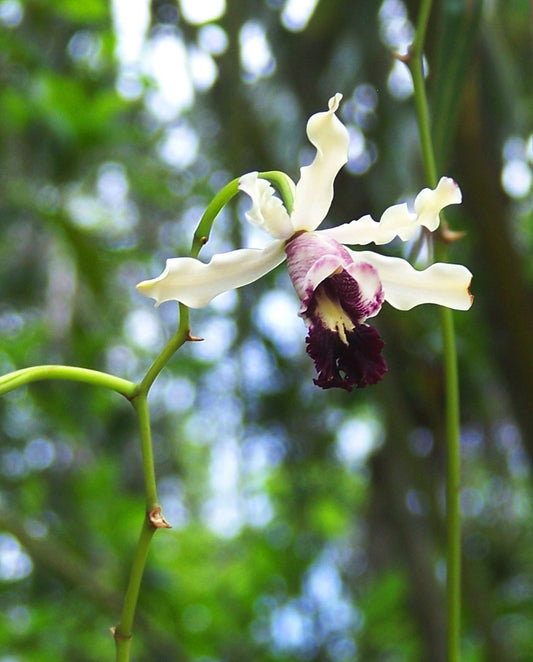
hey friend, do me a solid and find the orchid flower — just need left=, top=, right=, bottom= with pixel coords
left=137, top=94, right=473, bottom=391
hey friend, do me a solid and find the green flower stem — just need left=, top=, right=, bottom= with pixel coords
left=406, top=0, right=437, bottom=189
left=258, top=171, right=295, bottom=215
left=112, top=304, right=195, bottom=662
left=191, top=170, right=295, bottom=258
left=191, top=178, right=240, bottom=258
left=114, top=516, right=156, bottom=662
left=137, top=303, right=192, bottom=396
left=407, top=1, right=462, bottom=661
left=133, top=394, right=159, bottom=511
left=440, top=303, right=461, bottom=662
left=0, top=365, right=136, bottom=399
left=113, top=391, right=167, bottom=662
left=2, top=169, right=295, bottom=662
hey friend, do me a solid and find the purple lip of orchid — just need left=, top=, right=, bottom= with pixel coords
left=306, top=318, right=387, bottom=391
left=285, top=231, right=388, bottom=391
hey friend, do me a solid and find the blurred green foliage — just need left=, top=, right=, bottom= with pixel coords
left=1, top=0, right=533, bottom=661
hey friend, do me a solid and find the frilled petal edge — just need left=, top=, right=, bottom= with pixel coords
left=350, top=250, right=473, bottom=312
left=321, top=178, right=463, bottom=247
left=321, top=204, right=418, bottom=247
left=136, top=239, right=286, bottom=308
left=290, top=94, right=349, bottom=232
left=414, top=177, right=462, bottom=232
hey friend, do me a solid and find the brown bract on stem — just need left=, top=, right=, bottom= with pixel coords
left=392, top=49, right=412, bottom=64
left=148, top=506, right=171, bottom=529
left=439, top=223, right=467, bottom=244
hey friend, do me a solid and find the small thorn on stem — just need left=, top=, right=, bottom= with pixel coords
left=187, top=331, right=204, bottom=342
left=392, top=49, right=412, bottom=64
left=148, top=506, right=171, bottom=529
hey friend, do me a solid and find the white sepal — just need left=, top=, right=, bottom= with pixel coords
left=136, top=239, right=286, bottom=308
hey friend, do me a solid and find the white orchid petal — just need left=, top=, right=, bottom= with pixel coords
left=238, top=172, right=294, bottom=239
left=137, top=240, right=286, bottom=308
left=349, top=250, right=473, bottom=311
left=321, top=202, right=420, bottom=247
left=414, top=177, right=462, bottom=231
left=290, top=93, right=349, bottom=232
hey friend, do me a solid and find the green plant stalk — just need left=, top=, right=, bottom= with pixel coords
left=138, top=303, right=191, bottom=395
left=113, top=393, right=161, bottom=661
left=0, top=170, right=294, bottom=661
left=440, top=303, right=461, bottom=662
left=191, top=178, right=240, bottom=257
left=114, top=516, right=156, bottom=662
left=116, top=170, right=264, bottom=658
left=407, top=0, right=461, bottom=660
left=407, top=0, right=437, bottom=189
left=0, top=365, right=136, bottom=399
left=113, top=305, right=196, bottom=661
left=134, top=394, right=159, bottom=510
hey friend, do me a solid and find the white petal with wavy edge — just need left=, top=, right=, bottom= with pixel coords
left=349, top=250, right=473, bottom=312
left=290, top=94, right=350, bottom=232
left=136, top=240, right=286, bottom=308
left=321, top=178, right=462, bottom=247
left=322, top=203, right=419, bottom=247
left=239, top=172, right=295, bottom=240
left=414, top=177, right=462, bottom=231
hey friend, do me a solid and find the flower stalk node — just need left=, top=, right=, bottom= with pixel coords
left=110, top=626, right=132, bottom=641
left=148, top=506, right=171, bottom=529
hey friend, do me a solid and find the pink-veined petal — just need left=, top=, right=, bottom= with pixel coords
left=136, top=240, right=286, bottom=308
left=349, top=250, right=473, bottom=311
left=290, top=94, right=349, bottom=232
left=285, top=232, right=384, bottom=321
left=300, top=256, right=383, bottom=320
left=239, top=172, right=295, bottom=239
left=414, top=177, right=462, bottom=231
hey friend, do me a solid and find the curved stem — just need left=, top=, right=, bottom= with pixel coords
left=0, top=365, right=136, bottom=399
left=407, top=1, right=462, bottom=660
left=257, top=170, right=295, bottom=214
left=191, top=178, right=240, bottom=258
left=191, top=170, right=294, bottom=258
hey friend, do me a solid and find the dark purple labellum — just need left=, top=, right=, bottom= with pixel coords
left=306, top=320, right=387, bottom=391
left=286, top=231, right=387, bottom=391
left=302, top=269, right=387, bottom=390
